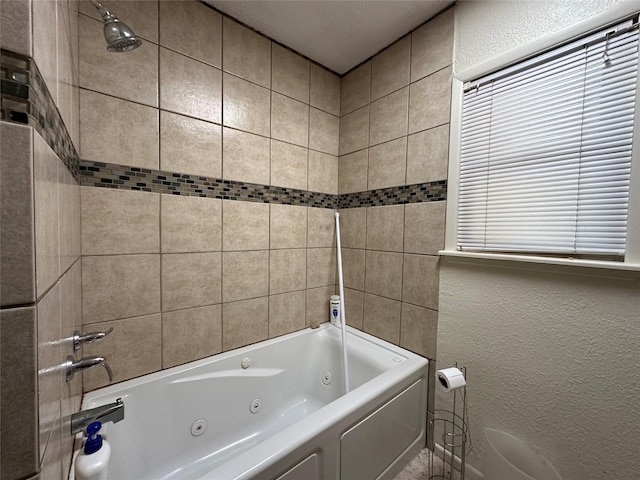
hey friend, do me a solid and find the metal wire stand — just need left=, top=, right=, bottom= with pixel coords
left=428, top=366, right=470, bottom=480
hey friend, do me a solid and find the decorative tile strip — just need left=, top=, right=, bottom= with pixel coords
left=79, top=160, right=338, bottom=209
left=1, top=49, right=80, bottom=180
left=338, top=180, right=447, bottom=208
left=80, top=160, right=447, bottom=209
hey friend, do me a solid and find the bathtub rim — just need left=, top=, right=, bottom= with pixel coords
left=81, top=323, right=424, bottom=405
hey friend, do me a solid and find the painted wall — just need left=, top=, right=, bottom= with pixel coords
left=437, top=2, right=640, bottom=479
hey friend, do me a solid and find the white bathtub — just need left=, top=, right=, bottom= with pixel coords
left=72, top=323, right=429, bottom=480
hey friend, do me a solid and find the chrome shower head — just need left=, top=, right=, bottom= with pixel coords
left=90, top=0, right=142, bottom=53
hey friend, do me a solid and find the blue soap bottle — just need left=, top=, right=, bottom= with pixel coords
left=75, top=421, right=111, bottom=480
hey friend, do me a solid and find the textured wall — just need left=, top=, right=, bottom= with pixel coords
left=439, top=2, right=640, bottom=479
left=454, top=0, right=625, bottom=74
left=438, top=262, right=640, bottom=479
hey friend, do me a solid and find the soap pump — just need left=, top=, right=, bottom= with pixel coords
left=75, top=421, right=111, bottom=480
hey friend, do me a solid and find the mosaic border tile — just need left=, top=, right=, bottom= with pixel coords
left=79, top=160, right=338, bottom=208
left=1, top=49, right=80, bottom=180
left=80, top=159, right=446, bottom=209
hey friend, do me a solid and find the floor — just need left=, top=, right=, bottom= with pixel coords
left=394, top=447, right=464, bottom=480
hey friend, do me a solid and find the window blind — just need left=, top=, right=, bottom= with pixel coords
left=458, top=18, right=639, bottom=257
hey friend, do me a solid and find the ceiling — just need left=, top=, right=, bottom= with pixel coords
left=206, top=1, right=453, bottom=75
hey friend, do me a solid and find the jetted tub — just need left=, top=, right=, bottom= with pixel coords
left=72, top=323, right=429, bottom=480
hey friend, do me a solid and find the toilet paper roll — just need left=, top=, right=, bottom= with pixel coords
left=436, top=367, right=466, bottom=392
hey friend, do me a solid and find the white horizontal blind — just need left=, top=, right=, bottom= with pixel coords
left=458, top=19, right=639, bottom=257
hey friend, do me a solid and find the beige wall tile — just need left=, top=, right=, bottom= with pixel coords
left=1, top=124, right=35, bottom=306
left=82, top=314, right=162, bottom=391
left=307, top=248, right=336, bottom=288
left=404, top=201, right=446, bottom=255
left=308, top=207, right=336, bottom=248
left=271, top=140, right=307, bottom=190
left=80, top=89, right=159, bottom=169
left=308, top=151, right=338, bottom=195
left=160, top=47, right=222, bottom=123
left=40, top=417, right=62, bottom=480
left=223, top=73, right=271, bottom=137
left=369, top=86, right=408, bottom=146
left=159, top=1, right=222, bottom=67
left=160, top=111, right=222, bottom=178
left=270, top=204, right=307, bottom=249
left=161, top=195, right=222, bottom=253
left=60, top=262, right=82, bottom=360
left=0, top=306, right=39, bottom=479
left=37, top=283, right=61, bottom=463
left=411, top=8, right=454, bottom=83
left=79, top=15, right=158, bottom=107
left=406, top=124, right=449, bottom=184
left=222, top=251, right=269, bottom=302
left=365, top=250, right=403, bottom=300
left=366, top=205, right=405, bottom=252
left=338, top=150, right=368, bottom=194
left=363, top=293, right=401, bottom=345
left=58, top=167, right=80, bottom=274
left=222, top=200, right=269, bottom=251
left=344, top=288, right=364, bottom=330
left=222, top=297, right=269, bottom=350
left=409, top=67, right=452, bottom=134
left=162, top=252, right=222, bottom=311
left=368, top=137, right=407, bottom=190
left=400, top=303, right=438, bottom=359
left=82, top=254, right=160, bottom=323
left=271, top=92, right=309, bottom=147
left=33, top=0, right=57, bottom=104
left=269, top=290, right=306, bottom=338
left=310, top=64, right=340, bottom=116
left=309, top=108, right=339, bottom=156
left=34, top=134, right=60, bottom=297
left=272, top=43, right=310, bottom=103
left=78, top=0, right=158, bottom=43
left=270, top=249, right=306, bottom=294
left=372, top=35, right=411, bottom=101
left=338, top=207, right=366, bottom=249
left=223, top=17, right=271, bottom=88
left=81, top=187, right=159, bottom=255
left=342, top=248, right=365, bottom=291
left=306, top=285, right=335, bottom=327
left=222, top=127, right=270, bottom=184
left=402, top=254, right=439, bottom=309
left=162, top=305, right=222, bottom=368
left=341, top=61, right=371, bottom=115
left=339, top=106, right=369, bottom=155
left=0, top=0, right=32, bottom=57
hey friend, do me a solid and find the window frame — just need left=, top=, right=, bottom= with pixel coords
left=442, top=6, right=640, bottom=277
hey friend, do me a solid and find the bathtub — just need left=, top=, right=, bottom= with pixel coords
left=72, top=323, right=429, bottom=480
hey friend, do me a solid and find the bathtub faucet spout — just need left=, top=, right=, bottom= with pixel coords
left=71, top=398, right=125, bottom=435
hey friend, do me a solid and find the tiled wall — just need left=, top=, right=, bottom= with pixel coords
left=77, top=1, right=341, bottom=392
left=1, top=0, right=81, bottom=479
left=337, top=9, right=453, bottom=393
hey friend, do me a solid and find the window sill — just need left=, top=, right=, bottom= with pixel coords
left=438, top=250, right=640, bottom=280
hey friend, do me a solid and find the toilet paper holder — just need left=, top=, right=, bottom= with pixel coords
left=429, top=363, right=472, bottom=480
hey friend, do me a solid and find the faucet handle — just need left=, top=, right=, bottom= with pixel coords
left=73, top=327, right=113, bottom=351
left=66, top=355, right=114, bottom=382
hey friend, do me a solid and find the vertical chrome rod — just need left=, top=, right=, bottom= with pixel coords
left=335, top=212, right=350, bottom=394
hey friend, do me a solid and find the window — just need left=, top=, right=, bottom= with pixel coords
left=456, top=17, right=639, bottom=261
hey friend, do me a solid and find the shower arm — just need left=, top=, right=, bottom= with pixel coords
left=90, top=0, right=115, bottom=21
